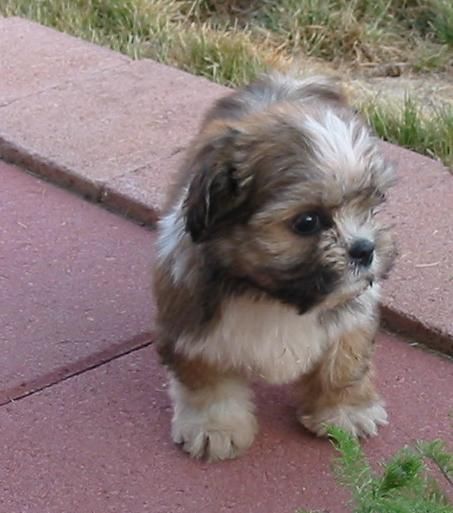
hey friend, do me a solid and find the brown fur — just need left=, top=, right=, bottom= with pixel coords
left=296, top=325, right=378, bottom=415
left=153, top=72, right=397, bottom=460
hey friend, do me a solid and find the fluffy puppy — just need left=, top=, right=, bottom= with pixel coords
left=153, top=72, right=397, bottom=462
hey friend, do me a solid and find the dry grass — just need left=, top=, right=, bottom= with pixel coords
left=183, top=0, right=453, bottom=73
left=3, top=0, right=451, bottom=83
left=0, top=0, right=284, bottom=85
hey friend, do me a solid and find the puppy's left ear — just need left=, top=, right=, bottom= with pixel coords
left=183, top=124, right=253, bottom=243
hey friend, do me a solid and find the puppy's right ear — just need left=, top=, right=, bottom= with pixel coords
left=183, top=124, right=253, bottom=243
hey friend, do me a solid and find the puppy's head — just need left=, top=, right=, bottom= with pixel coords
left=182, top=74, right=397, bottom=313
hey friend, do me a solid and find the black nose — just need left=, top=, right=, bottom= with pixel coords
left=349, top=239, right=374, bottom=267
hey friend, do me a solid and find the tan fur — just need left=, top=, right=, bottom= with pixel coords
left=152, top=72, right=397, bottom=461
left=297, top=326, right=378, bottom=413
left=296, top=326, right=388, bottom=438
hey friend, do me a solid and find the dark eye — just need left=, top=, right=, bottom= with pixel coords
left=375, top=190, right=386, bottom=203
left=292, top=212, right=322, bottom=236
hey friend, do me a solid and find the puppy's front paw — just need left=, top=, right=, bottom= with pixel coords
left=170, top=378, right=257, bottom=461
left=172, top=410, right=257, bottom=461
left=299, top=401, right=388, bottom=438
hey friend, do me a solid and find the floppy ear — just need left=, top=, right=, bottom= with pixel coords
left=183, top=126, right=253, bottom=243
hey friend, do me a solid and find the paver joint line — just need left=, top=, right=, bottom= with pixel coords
left=0, top=332, right=154, bottom=407
left=381, top=306, right=452, bottom=357
left=0, top=160, right=157, bottom=405
left=1, top=334, right=452, bottom=513
left=0, top=62, right=132, bottom=109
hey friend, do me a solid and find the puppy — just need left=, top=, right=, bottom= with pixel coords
left=153, top=72, right=396, bottom=462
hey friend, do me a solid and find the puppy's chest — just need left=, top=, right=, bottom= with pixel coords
left=179, top=296, right=330, bottom=384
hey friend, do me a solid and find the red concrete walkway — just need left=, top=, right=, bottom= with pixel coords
left=1, top=18, right=452, bottom=355
left=1, top=161, right=452, bottom=513
left=0, top=162, right=154, bottom=404
left=0, top=17, right=452, bottom=513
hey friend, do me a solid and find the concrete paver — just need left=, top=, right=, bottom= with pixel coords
left=1, top=333, right=451, bottom=513
left=0, top=57, right=226, bottom=200
left=101, top=150, right=186, bottom=225
left=0, top=17, right=452, bottom=513
left=0, top=17, right=129, bottom=106
left=0, top=18, right=451, bottom=354
left=381, top=143, right=453, bottom=354
left=0, top=161, right=154, bottom=404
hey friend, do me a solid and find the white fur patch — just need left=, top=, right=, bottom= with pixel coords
left=156, top=203, right=184, bottom=262
left=336, top=214, right=376, bottom=247
left=169, top=376, right=258, bottom=461
left=300, top=400, right=388, bottom=438
left=303, top=110, right=373, bottom=180
left=155, top=198, right=192, bottom=284
left=176, top=295, right=331, bottom=385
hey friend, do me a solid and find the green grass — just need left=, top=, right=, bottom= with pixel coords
left=0, top=0, right=179, bottom=59
left=298, top=427, right=453, bottom=513
left=1, top=0, right=452, bottom=166
left=257, top=0, right=399, bottom=63
left=0, top=0, right=275, bottom=85
left=186, top=0, right=453, bottom=70
left=166, top=23, right=270, bottom=87
left=415, top=0, right=453, bottom=46
left=362, top=96, right=453, bottom=168
left=2, top=0, right=452, bottom=80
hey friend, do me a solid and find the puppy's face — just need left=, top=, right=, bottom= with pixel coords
left=183, top=101, right=396, bottom=313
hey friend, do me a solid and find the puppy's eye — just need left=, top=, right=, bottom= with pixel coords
left=375, top=190, right=386, bottom=203
left=292, top=212, right=322, bottom=236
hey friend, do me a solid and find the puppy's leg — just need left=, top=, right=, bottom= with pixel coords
left=297, top=328, right=387, bottom=437
left=168, top=356, right=257, bottom=461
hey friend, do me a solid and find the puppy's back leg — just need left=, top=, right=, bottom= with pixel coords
left=164, top=353, right=258, bottom=461
left=296, top=328, right=388, bottom=438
